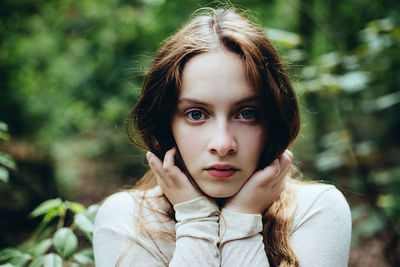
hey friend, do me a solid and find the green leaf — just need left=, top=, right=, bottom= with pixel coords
left=317, top=52, right=341, bottom=69
left=74, top=204, right=99, bottom=234
left=30, top=198, right=63, bottom=218
left=356, top=212, right=384, bottom=237
left=53, top=228, right=78, bottom=260
left=9, top=253, right=31, bottom=267
left=44, top=254, right=62, bottom=267
left=0, top=166, right=9, bottom=183
left=40, top=204, right=66, bottom=224
left=265, top=28, right=302, bottom=48
left=0, top=131, right=10, bottom=141
left=29, top=253, right=62, bottom=267
left=0, top=153, right=16, bottom=170
left=315, top=150, right=345, bottom=171
left=31, top=239, right=52, bottom=257
left=72, top=249, right=94, bottom=265
left=74, top=213, right=94, bottom=234
left=0, top=122, right=8, bottom=132
left=65, top=201, right=85, bottom=214
left=374, top=91, right=400, bottom=110
left=28, top=256, right=45, bottom=267
left=0, top=263, right=16, bottom=267
left=338, top=71, right=370, bottom=93
left=0, top=248, right=21, bottom=261
left=0, top=249, right=30, bottom=267
left=85, top=204, right=99, bottom=221
left=368, top=167, right=400, bottom=185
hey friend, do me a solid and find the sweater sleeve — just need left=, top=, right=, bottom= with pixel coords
left=218, top=184, right=351, bottom=267
left=93, top=192, right=220, bottom=267
left=290, top=185, right=352, bottom=267
left=219, top=208, right=270, bottom=267
left=170, top=196, right=220, bottom=266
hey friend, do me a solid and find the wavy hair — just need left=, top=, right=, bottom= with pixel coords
left=128, top=8, right=300, bottom=267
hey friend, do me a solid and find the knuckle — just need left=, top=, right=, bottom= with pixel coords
left=279, top=154, right=288, bottom=166
left=284, top=153, right=292, bottom=164
left=162, top=165, right=172, bottom=173
left=272, top=165, right=280, bottom=176
left=164, top=165, right=178, bottom=178
left=147, top=156, right=155, bottom=166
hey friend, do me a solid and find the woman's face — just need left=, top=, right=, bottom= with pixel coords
left=171, top=49, right=267, bottom=198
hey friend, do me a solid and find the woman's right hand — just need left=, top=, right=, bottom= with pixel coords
left=146, top=147, right=203, bottom=205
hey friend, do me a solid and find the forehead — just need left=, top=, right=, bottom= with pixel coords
left=179, top=50, right=256, bottom=101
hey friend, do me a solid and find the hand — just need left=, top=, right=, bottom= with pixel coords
left=146, top=147, right=203, bottom=205
left=223, top=150, right=293, bottom=214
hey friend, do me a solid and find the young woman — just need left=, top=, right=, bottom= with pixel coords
left=93, top=8, right=351, bottom=267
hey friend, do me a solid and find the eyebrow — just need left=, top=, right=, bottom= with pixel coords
left=178, top=96, right=259, bottom=106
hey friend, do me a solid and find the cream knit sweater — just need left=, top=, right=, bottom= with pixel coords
left=93, top=183, right=351, bottom=267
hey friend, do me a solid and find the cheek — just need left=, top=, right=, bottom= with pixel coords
left=239, top=126, right=267, bottom=172
left=172, top=122, right=205, bottom=162
left=242, top=126, right=267, bottom=152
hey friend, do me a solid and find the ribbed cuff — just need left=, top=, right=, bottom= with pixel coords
left=174, top=197, right=220, bottom=246
left=219, top=208, right=263, bottom=246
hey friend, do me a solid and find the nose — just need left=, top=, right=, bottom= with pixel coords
left=207, top=122, right=238, bottom=157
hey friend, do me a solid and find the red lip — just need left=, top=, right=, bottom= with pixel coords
left=205, top=164, right=239, bottom=179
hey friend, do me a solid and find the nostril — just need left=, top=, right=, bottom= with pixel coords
left=206, top=125, right=238, bottom=156
left=207, top=140, right=238, bottom=157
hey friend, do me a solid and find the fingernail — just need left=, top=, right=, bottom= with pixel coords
left=146, top=151, right=153, bottom=161
left=287, top=150, right=293, bottom=160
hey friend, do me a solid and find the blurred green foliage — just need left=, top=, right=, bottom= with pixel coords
left=1, top=0, right=399, bottom=266
left=292, top=16, right=400, bottom=261
left=0, top=122, right=17, bottom=183
left=0, top=198, right=98, bottom=267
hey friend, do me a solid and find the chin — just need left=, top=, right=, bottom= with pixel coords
left=202, top=187, right=239, bottom=199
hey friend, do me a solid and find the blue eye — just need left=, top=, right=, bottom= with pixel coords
left=238, top=109, right=257, bottom=120
left=186, top=110, right=206, bottom=121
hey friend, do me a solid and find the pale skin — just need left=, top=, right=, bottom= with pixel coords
left=146, top=49, right=293, bottom=214
left=147, top=148, right=292, bottom=214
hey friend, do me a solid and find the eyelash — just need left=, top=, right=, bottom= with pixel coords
left=236, top=108, right=258, bottom=120
left=185, top=109, right=208, bottom=121
left=184, top=107, right=259, bottom=122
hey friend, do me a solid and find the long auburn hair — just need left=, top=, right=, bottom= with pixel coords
left=128, top=8, right=300, bottom=267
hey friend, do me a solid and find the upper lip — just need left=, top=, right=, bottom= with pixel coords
left=205, top=164, right=239, bottom=170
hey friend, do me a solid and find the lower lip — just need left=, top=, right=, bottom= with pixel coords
left=206, top=169, right=237, bottom=178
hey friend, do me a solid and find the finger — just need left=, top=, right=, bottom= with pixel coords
left=265, top=155, right=289, bottom=188
left=264, top=158, right=281, bottom=178
left=249, top=158, right=281, bottom=186
left=276, top=176, right=287, bottom=196
left=163, top=147, right=176, bottom=170
left=278, top=150, right=293, bottom=177
left=278, top=149, right=291, bottom=164
left=269, top=153, right=290, bottom=190
left=272, top=151, right=292, bottom=192
left=163, top=147, right=184, bottom=179
left=146, top=151, right=161, bottom=167
left=287, top=150, right=293, bottom=160
left=146, top=151, right=164, bottom=177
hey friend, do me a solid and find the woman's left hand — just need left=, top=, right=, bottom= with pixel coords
left=223, top=149, right=293, bottom=214
left=146, top=147, right=203, bottom=205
